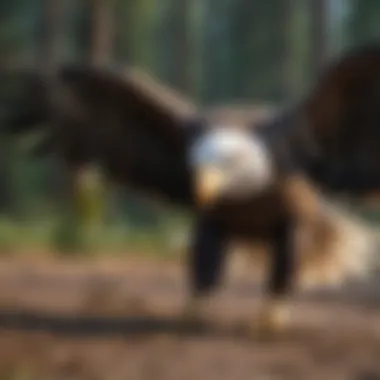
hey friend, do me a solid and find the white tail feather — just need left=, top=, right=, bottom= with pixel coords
left=295, top=200, right=378, bottom=289
left=229, top=200, right=380, bottom=291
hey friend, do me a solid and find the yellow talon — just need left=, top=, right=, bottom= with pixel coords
left=251, top=298, right=291, bottom=337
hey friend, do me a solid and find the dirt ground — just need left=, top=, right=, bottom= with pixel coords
left=0, top=255, right=380, bottom=380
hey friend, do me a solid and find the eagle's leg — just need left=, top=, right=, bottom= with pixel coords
left=182, top=215, right=227, bottom=323
left=253, top=218, right=295, bottom=336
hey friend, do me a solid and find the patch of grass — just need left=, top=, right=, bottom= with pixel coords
left=0, top=370, right=36, bottom=380
left=0, top=215, right=190, bottom=260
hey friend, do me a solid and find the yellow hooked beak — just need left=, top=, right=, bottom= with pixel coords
left=194, top=166, right=226, bottom=207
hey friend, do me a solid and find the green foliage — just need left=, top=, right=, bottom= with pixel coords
left=0, top=214, right=189, bottom=259
left=52, top=211, right=85, bottom=254
left=121, top=0, right=158, bottom=72
left=0, top=0, right=40, bottom=59
left=345, top=0, right=380, bottom=47
left=0, top=367, right=37, bottom=380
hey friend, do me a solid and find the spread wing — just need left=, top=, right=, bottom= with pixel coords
left=300, top=43, right=380, bottom=195
left=254, top=43, right=380, bottom=197
left=6, top=65, right=202, bottom=205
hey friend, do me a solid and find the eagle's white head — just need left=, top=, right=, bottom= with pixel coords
left=188, top=127, right=274, bottom=206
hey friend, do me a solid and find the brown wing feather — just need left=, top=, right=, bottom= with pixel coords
left=305, top=44, right=380, bottom=141
left=57, top=65, right=200, bottom=204
left=295, top=43, right=380, bottom=195
left=59, top=65, right=197, bottom=145
left=5, top=65, right=199, bottom=205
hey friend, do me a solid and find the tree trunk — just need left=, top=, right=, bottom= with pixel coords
left=38, top=0, right=83, bottom=251
left=115, top=0, right=136, bottom=63
left=202, top=0, right=235, bottom=104
left=38, top=0, right=66, bottom=75
left=309, top=0, right=329, bottom=78
left=38, top=0, right=69, bottom=204
left=281, top=0, right=300, bottom=101
left=87, top=0, right=115, bottom=65
left=172, top=0, right=192, bottom=93
left=78, top=0, right=116, bottom=241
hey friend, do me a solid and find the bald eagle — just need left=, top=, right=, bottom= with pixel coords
left=5, top=45, right=380, bottom=334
